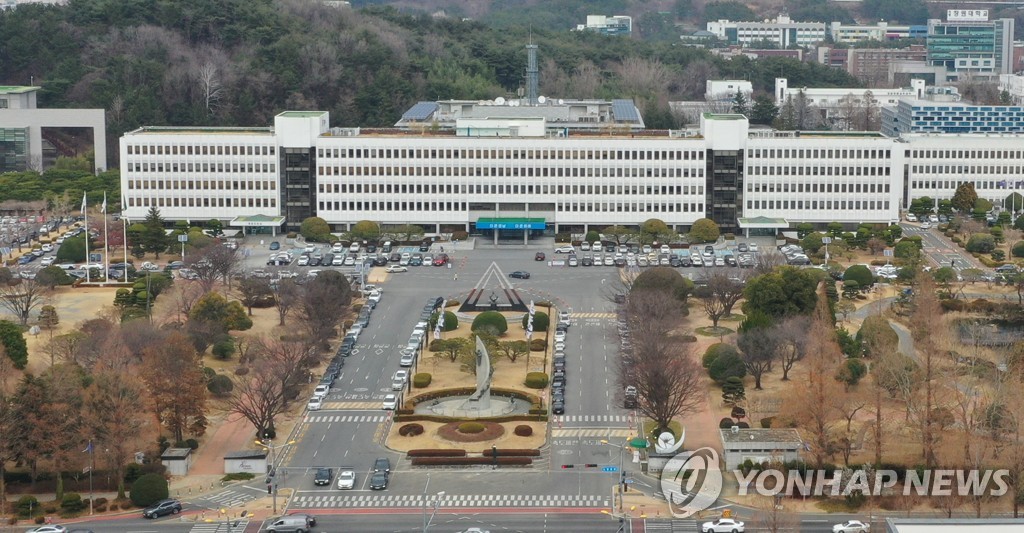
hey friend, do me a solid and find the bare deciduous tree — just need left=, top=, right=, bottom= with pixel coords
left=775, top=316, right=808, bottom=381
left=84, top=370, right=149, bottom=499
left=237, top=276, right=272, bottom=316
left=698, top=269, right=746, bottom=328
left=0, top=278, right=50, bottom=326
left=275, top=279, right=300, bottom=326
left=227, top=338, right=319, bottom=437
left=909, top=274, right=943, bottom=467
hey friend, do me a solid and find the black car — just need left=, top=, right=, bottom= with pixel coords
left=370, top=471, right=389, bottom=490
left=552, top=375, right=566, bottom=388
left=323, top=253, right=335, bottom=266
left=372, top=255, right=388, bottom=266
left=314, top=467, right=333, bottom=486
left=373, top=457, right=391, bottom=473
left=366, top=243, right=377, bottom=253
left=419, top=240, right=432, bottom=252
left=669, top=256, right=681, bottom=267
left=552, top=401, right=565, bottom=415
left=581, top=257, right=593, bottom=266
left=724, top=255, right=737, bottom=267
left=680, top=257, right=692, bottom=267
left=535, top=252, right=546, bottom=261
left=509, top=271, right=530, bottom=279
left=142, top=499, right=182, bottom=518
left=389, top=252, right=402, bottom=262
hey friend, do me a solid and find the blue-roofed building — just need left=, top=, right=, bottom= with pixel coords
left=882, top=98, right=1024, bottom=136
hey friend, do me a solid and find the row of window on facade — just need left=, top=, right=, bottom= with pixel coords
left=909, top=149, right=1024, bottom=159
left=746, top=148, right=891, bottom=160
left=911, top=179, right=1024, bottom=190
left=318, top=183, right=708, bottom=196
left=911, top=166, right=1024, bottom=174
left=748, top=200, right=892, bottom=210
left=126, top=196, right=277, bottom=208
left=127, top=162, right=277, bottom=173
left=318, top=200, right=708, bottom=213
left=126, top=180, right=278, bottom=191
left=317, top=147, right=707, bottom=162
left=126, top=144, right=276, bottom=156
left=748, top=182, right=892, bottom=194
left=747, top=166, right=891, bottom=177
left=317, top=165, right=703, bottom=178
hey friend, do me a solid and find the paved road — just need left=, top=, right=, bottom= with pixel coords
left=900, top=223, right=980, bottom=272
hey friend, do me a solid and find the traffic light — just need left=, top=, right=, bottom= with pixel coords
left=585, top=463, right=599, bottom=468
left=267, top=484, right=272, bottom=495
left=561, top=464, right=575, bottom=469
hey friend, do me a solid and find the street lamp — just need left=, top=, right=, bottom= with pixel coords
left=600, top=439, right=627, bottom=514
left=421, top=474, right=446, bottom=533
left=254, top=437, right=296, bottom=513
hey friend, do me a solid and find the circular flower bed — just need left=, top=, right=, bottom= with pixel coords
left=399, top=423, right=424, bottom=436
left=437, top=421, right=505, bottom=442
left=514, top=425, right=533, bottom=437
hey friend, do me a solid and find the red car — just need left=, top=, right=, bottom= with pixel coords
left=535, top=252, right=546, bottom=261
left=432, top=254, right=448, bottom=266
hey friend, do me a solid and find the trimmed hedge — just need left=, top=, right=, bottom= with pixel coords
left=408, top=449, right=466, bottom=457
left=411, top=456, right=532, bottom=466
left=514, top=425, right=533, bottom=437
left=480, top=449, right=540, bottom=457
left=458, top=422, right=486, bottom=434
left=399, top=423, right=425, bottom=437
left=529, top=338, right=546, bottom=351
left=413, top=373, right=432, bottom=388
left=522, top=311, right=549, bottom=332
left=395, top=413, right=547, bottom=424
left=524, top=372, right=549, bottom=389
left=471, top=311, right=508, bottom=335
left=408, top=387, right=540, bottom=407
left=429, top=311, right=459, bottom=332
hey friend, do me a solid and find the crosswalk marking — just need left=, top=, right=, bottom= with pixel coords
left=290, top=493, right=609, bottom=509
left=571, top=312, right=617, bottom=319
left=305, top=414, right=388, bottom=423
left=195, top=489, right=257, bottom=508
left=643, top=519, right=698, bottom=532
left=551, top=428, right=635, bottom=438
left=556, top=414, right=630, bottom=423
left=188, top=520, right=249, bottom=533
left=318, top=401, right=382, bottom=410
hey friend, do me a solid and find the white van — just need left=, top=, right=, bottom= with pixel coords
left=349, top=242, right=361, bottom=253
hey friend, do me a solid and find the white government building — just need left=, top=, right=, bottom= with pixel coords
left=119, top=103, right=1024, bottom=238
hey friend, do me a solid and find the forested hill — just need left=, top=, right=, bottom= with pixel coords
left=0, top=0, right=857, bottom=140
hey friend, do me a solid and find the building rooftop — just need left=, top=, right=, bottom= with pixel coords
left=223, top=449, right=268, bottom=460
left=161, top=447, right=192, bottom=459
left=720, top=428, right=802, bottom=444
left=703, top=113, right=746, bottom=120
left=886, top=518, right=1024, bottom=533
left=0, top=85, right=39, bottom=95
left=276, top=111, right=328, bottom=118
left=396, top=98, right=646, bottom=130
left=127, top=126, right=274, bottom=136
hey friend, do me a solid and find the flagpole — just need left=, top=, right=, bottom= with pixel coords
left=83, top=193, right=90, bottom=283
left=124, top=216, right=129, bottom=271
left=89, top=442, right=94, bottom=515
left=102, top=192, right=109, bottom=282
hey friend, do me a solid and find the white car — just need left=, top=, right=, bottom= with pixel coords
left=304, top=244, right=316, bottom=253
left=313, top=384, right=330, bottom=398
left=141, top=261, right=160, bottom=271
left=27, top=526, right=68, bottom=533
left=554, top=245, right=575, bottom=254
left=343, top=256, right=356, bottom=266
left=906, top=213, right=918, bottom=222
left=40, top=243, right=53, bottom=252
left=382, top=394, right=398, bottom=410
left=701, top=518, right=745, bottom=533
left=337, top=469, right=356, bottom=490
left=833, top=520, right=870, bottom=533
left=399, top=350, right=415, bottom=367
left=554, top=330, right=566, bottom=342
left=307, top=396, right=324, bottom=411
left=40, top=256, right=55, bottom=266
left=368, top=291, right=382, bottom=303
left=392, top=370, right=409, bottom=390
left=748, top=243, right=758, bottom=252
left=579, top=242, right=591, bottom=251
left=386, top=265, right=408, bottom=273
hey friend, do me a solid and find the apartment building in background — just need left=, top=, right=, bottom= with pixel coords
left=574, top=15, right=632, bottom=36
left=927, top=11, right=1015, bottom=80
left=707, top=14, right=827, bottom=48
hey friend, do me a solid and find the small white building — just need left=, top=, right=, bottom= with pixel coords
left=160, top=447, right=193, bottom=476
left=705, top=80, right=753, bottom=104
left=223, top=450, right=268, bottom=474
left=707, top=14, right=827, bottom=48
left=999, top=74, right=1024, bottom=105
left=719, top=427, right=803, bottom=470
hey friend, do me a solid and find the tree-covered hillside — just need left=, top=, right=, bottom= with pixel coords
left=1, top=0, right=859, bottom=168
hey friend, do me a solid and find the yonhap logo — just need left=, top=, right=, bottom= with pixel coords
left=660, top=447, right=723, bottom=518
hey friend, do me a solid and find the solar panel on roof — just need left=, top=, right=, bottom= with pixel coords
left=401, top=101, right=438, bottom=121
left=611, top=99, right=640, bottom=123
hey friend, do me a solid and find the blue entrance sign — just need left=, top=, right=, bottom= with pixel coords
left=602, top=466, right=619, bottom=472
left=476, top=219, right=546, bottom=230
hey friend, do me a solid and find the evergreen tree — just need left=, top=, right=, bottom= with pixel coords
left=731, top=89, right=750, bottom=116
left=142, top=208, right=169, bottom=258
left=773, top=96, right=796, bottom=130
left=952, top=182, right=979, bottom=213
left=750, top=94, right=778, bottom=125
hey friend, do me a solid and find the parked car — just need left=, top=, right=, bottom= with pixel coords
left=374, top=457, right=391, bottom=473
left=386, top=265, right=407, bottom=273
left=142, top=499, right=182, bottom=518
left=554, top=245, right=575, bottom=254
left=269, top=241, right=280, bottom=250
left=27, top=527, right=69, bottom=533
left=307, top=396, right=324, bottom=411
left=833, top=521, right=870, bottom=533
left=382, top=394, right=398, bottom=410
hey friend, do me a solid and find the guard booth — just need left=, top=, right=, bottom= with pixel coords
left=473, top=218, right=547, bottom=245
left=230, top=214, right=286, bottom=236
left=223, top=449, right=269, bottom=474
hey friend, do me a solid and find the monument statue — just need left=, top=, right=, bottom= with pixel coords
left=461, top=336, right=493, bottom=411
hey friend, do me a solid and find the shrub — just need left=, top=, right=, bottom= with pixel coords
left=60, top=493, right=85, bottom=514
left=689, top=218, right=720, bottom=243
left=399, top=424, right=426, bottom=437
left=411, top=457, right=532, bottom=466
left=703, top=343, right=737, bottom=368
left=523, top=311, right=549, bottom=332
left=719, top=417, right=736, bottom=429
left=836, top=358, right=868, bottom=387
left=185, top=438, right=199, bottom=449
left=212, top=338, right=235, bottom=360
left=221, top=472, right=255, bottom=482
left=708, top=351, right=746, bottom=383
left=966, top=234, right=996, bottom=254
left=452, top=230, right=469, bottom=241
left=843, top=264, right=874, bottom=289
left=207, top=374, right=233, bottom=396
left=234, top=366, right=249, bottom=376
left=529, top=338, right=546, bottom=351
left=458, top=422, right=486, bottom=434
left=413, top=373, right=432, bottom=388
left=129, top=473, right=169, bottom=507
left=514, top=425, right=533, bottom=437
left=760, top=416, right=775, bottom=428
left=679, top=334, right=697, bottom=343
left=34, top=516, right=45, bottom=525
left=472, top=311, right=508, bottom=335
left=488, top=449, right=540, bottom=457
left=429, top=311, right=458, bottom=332
left=407, top=449, right=465, bottom=457
left=737, top=421, right=750, bottom=429
left=1013, top=241, right=1024, bottom=258
left=16, top=495, right=38, bottom=517
left=524, top=372, right=549, bottom=389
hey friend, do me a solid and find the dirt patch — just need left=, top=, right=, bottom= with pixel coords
left=437, top=421, right=505, bottom=442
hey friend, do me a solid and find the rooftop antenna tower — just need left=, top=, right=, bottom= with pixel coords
left=525, top=33, right=539, bottom=106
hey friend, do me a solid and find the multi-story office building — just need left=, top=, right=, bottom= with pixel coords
left=0, top=85, right=106, bottom=173
left=707, top=15, right=827, bottom=48
left=574, top=15, right=632, bottom=36
left=121, top=104, right=1024, bottom=239
left=818, top=46, right=929, bottom=86
left=882, top=99, right=1024, bottom=136
left=705, top=81, right=753, bottom=103
left=828, top=21, right=927, bottom=43
left=926, top=12, right=1014, bottom=80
